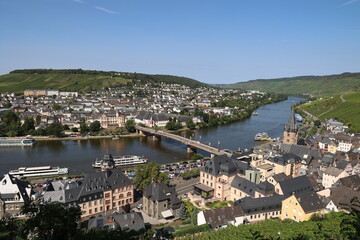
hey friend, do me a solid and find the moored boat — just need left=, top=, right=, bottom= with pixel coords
left=0, top=137, right=36, bottom=147
left=93, top=153, right=148, bottom=168
left=9, top=166, right=68, bottom=179
left=254, top=132, right=269, bottom=141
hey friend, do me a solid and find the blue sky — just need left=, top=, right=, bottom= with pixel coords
left=0, top=0, right=359, bottom=84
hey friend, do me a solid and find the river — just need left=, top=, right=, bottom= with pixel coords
left=0, top=97, right=304, bottom=176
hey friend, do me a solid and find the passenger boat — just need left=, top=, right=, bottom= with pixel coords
left=0, top=137, right=36, bottom=146
left=252, top=112, right=259, bottom=116
left=9, top=166, right=68, bottom=178
left=93, top=153, right=148, bottom=168
left=254, top=132, right=269, bottom=141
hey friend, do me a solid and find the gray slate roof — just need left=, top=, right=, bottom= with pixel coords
left=295, top=191, right=324, bottom=213
left=278, top=175, right=313, bottom=196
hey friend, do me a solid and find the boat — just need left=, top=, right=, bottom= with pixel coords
left=9, top=166, right=68, bottom=179
left=93, top=153, right=148, bottom=168
left=252, top=112, right=259, bottom=116
left=0, top=137, right=36, bottom=147
left=254, top=132, right=269, bottom=141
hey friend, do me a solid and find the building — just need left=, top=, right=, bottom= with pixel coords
left=322, top=166, right=349, bottom=189
left=87, top=212, right=145, bottom=231
left=0, top=174, right=32, bottom=218
left=197, top=205, right=244, bottom=228
left=43, top=169, right=134, bottom=218
left=196, top=155, right=252, bottom=201
left=283, top=110, right=298, bottom=145
left=24, top=89, right=47, bottom=97
left=99, top=111, right=126, bottom=129
left=142, top=182, right=182, bottom=220
left=274, top=175, right=313, bottom=196
left=281, top=191, right=325, bottom=222
left=235, top=195, right=286, bottom=223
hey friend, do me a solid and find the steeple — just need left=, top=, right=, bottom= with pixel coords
left=285, top=110, right=297, bottom=133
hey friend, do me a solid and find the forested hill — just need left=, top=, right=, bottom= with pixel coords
left=0, top=69, right=207, bottom=93
left=225, top=72, right=360, bottom=96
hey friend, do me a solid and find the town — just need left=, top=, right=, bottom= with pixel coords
left=0, top=82, right=359, bottom=239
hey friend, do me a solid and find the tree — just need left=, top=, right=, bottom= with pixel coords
left=52, top=103, right=62, bottom=110
left=133, top=162, right=169, bottom=190
left=125, top=120, right=136, bottom=133
left=2, top=102, right=12, bottom=108
left=186, top=118, right=196, bottom=130
left=21, top=202, right=82, bottom=240
left=341, top=197, right=360, bottom=239
left=314, top=120, right=321, bottom=128
left=46, top=122, right=64, bottom=137
left=71, top=127, right=78, bottom=132
left=21, top=117, right=35, bottom=134
left=80, top=123, right=89, bottom=135
left=89, top=121, right=101, bottom=132
left=179, top=203, right=188, bottom=220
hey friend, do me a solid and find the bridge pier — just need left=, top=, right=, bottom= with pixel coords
left=210, top=153, right=216, bottom=158
left=187, top=147, right=197, bottom=154
left=153, top=135, right=161, bottom=141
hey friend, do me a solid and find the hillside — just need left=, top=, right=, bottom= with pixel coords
left=0, top=69, right=207, bottom=93
left=226, top=72, right=360, bottom=96
left=300, top=91, right=360, bottom=132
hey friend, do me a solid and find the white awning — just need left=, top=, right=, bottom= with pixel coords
left=161, top=209, right=173, bottom=218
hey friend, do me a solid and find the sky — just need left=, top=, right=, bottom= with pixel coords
left=0, top=0, right=360, bottom=84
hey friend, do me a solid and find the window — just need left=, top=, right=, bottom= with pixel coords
left=164, top=203, right=167, bottom=207
left=105, top=193, right=110, bottom=198
left=89, top=209, right=92, bottom=214
left=94, top=208, right=97, bottom=212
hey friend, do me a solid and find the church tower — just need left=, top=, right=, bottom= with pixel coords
left=283, top=110, right=298, bottom=144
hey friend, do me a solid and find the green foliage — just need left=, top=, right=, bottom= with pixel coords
left=226, top=72, right=360, bottom=96
left=133, top=162, right=169, bottom=190
left=205, top=200, right=233, bottom=209
left=179, top=203, right=188, bottom=220
left=21, top=116, right=35, bottom=133
left=185, top=118, right=196, bottom=130
left=80, top=123, right=89, bottom=135
left=191, top=153, right=204, bottom=160
left=46, top=122, right=64, bottom=137
left=21, top=202, right=82, bottom=240
left=71, top=127, right=78, bottom=132
left=301, top=92, right=360, bottom=132
left=181, top=168, right=200, bottom=180
left=314, top=120, right=321, bottom=127
left=125, top=120, right=136, bottom=133
left=52, top=103, right=61, bottom=110
left=180, top=212, right=346, bottom=240
left=165, top=118, right=182, bottom=130
left=89, top=121, right=101, bottom=132
left=0, top=111, right=22, bottom=137
left=340, top=197, right=360, bottom=240
left=0, top=69, right=206, bottom=93
left=172, top=224, right=210, bottom=237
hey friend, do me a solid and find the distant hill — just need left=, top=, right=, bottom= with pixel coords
left=300, top=91, right=360, bottom=132
left=225, top=72, right=360, bottom=96
left=0, top=69, right=207, bottom=93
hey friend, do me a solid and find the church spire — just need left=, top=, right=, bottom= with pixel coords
left=285, top=109, right=297, bottom=133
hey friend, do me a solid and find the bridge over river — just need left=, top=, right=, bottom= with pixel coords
left=135, top=126, right=232, bottom=157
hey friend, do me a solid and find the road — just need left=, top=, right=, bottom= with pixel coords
left=296, top=106, right=319, bottom=121
left=171, top=176, right=199, bottom=196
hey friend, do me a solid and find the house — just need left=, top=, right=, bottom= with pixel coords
left=87, top=212, right=145, bottom=231
left=197, top=205, right=244, bottom=228
left=281, top=191, right=325, bottom=222
left=265, top=153, right=302, bottom=177
left=267, top=173, right=291, bottom=186
left=322, top=166, right=349, bottom=189
left=235, top=195, right=286, bottom=223
left=43, top=169, right=134, bottom=218
left=142, top=182, right=182, bottom=220
left=326, top=118, right=348, bottom=134
left=196, top=154, right=252, bottom=201
left=99, top=111, right=126, bottom=129
left=325, top=186, right=360, bottom=213
left=0, top=174, right=32, bottom=218
left=274, top=175, right=313, bottom=196
left=230, top=176, right=274, bottom=201
left=334, top=174, right=360, bottom=190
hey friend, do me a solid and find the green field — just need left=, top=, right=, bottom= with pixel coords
left=301, top=92, right=360, bottom=132
left=0, top=73, right=131, bottom=92
left=225, top=72, right=360, bottom=96
left=0, top=69, right=207, bottom=93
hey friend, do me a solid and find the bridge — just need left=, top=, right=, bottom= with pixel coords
left=135, top=126, right=231, bottom=157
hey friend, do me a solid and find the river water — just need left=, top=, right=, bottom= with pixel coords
left=0, top=97, right=303, bottom=176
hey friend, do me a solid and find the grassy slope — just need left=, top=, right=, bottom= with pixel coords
left=226, top=72, right=360, bottom=95
left=300, top=91, right=360, bottom=132
left=0, top=70, right=207, bottom=93
left=0, top=73, right=131, bottom=92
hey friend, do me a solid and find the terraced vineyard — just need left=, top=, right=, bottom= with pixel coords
left=300, top=92, right=360, bottom=132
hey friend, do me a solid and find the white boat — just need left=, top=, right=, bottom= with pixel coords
left=254, top=132, right=269, bottom=141
left=93, top=153, right=148, bottom=168
left=0, top=137, right=36, bottom=146
left=9, top=166, right=68, bottom=179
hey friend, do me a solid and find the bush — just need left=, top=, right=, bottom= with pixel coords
left=172, top=224, right=210, bottom=237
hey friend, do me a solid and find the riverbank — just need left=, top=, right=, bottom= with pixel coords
left=33, top=133, right=143, bottom=141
